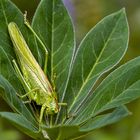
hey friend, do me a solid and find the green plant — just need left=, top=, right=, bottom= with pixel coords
left=0, top=0, right=140, bottom=140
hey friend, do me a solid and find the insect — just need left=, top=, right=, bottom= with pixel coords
left=8, top=18, right=67, bottom=125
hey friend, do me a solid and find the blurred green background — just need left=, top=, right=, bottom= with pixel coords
left=1, top=0, right=140, bottom=140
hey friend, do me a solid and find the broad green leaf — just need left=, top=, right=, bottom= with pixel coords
left=0, top=46, right=24, bottom=94
left=0, top=112, right=45, bottom=140
left=43, top=106, right=130, bottom=140
left=0, top=75, right=38, bottom=127
left=64, top=9, right=129, bottom=116
left=0, top=0, right=22, bottom=57
left=32, top=0, right=75, bottom=105
left=69, top=56, right=140, bottom=125
left=80, top=106, right=130, bottom=132
left=44, top=125, right=87, bottom=140
left=0, top=0, right=35, bottom=58
left=0, top=107, right=130, bottom=140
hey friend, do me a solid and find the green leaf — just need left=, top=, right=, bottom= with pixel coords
left=44, top=125, right=87, bottom=140
left=69, top=56, right=140, bottom=125
left=0, top=0, right=22, bottom=57
left=0, top=112, right=45, bottom=140
left=0, top=75, right=37, bottom=127
left=43, top=105, right=130, bottom=140
left=0, top=46, right=24, bottom=94
left=80, top=106, right=131, bottom=132
left=32, top=0, right=75, bottom=104
left=64, top=8, right=129, bottom=116
left=0, top=0, right=34, bottom=58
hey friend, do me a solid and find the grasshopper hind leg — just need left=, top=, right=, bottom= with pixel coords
left=58, top=103, right=69, bottom=119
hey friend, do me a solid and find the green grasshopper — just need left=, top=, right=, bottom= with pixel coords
left=8, top=19, right=66, bottom=125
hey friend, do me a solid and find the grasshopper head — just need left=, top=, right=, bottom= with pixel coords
left=46, top=96, right=59, bottom=115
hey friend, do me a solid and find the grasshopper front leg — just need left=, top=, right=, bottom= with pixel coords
left=24, top=11, right=48, bottom=74
left=39, top=104, right=47, bottom=125
left=58, top=103, right=69, bottom=119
